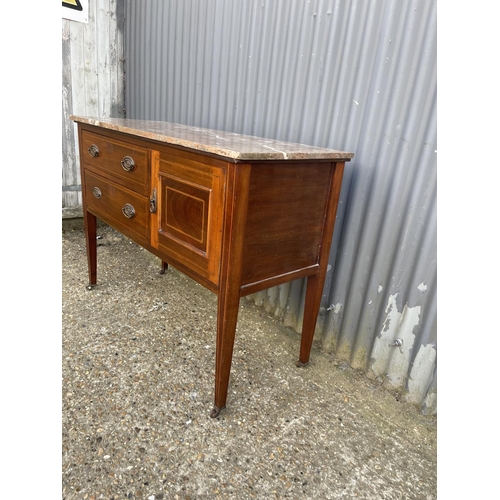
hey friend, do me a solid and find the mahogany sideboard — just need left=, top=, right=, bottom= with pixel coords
left=71, top=116, right=354, bottom=417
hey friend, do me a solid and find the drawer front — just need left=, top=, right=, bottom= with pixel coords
left=84, top=170, right=150, bottom=246
left=81, top=130, right=149, bottom=195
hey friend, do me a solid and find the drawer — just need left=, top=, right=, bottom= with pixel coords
left=81, top=130, right=149, bottom=195
left=84, top=170, right=150, bottom=246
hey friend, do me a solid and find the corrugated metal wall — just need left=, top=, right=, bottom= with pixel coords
left=124, top=0, right=437, bottom=413
left=62, top=0, right=125, bottom=217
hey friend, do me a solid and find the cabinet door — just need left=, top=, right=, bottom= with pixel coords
left=151, top=148, right=227, bottom=287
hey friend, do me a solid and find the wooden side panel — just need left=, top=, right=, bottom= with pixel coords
left=241, top=163, right=333, bottom=286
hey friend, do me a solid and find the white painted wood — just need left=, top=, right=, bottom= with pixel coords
left=61, top=0, right=124, bottom=216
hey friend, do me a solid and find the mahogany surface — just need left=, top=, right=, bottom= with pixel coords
left=72, top=116, right=353, bottom=417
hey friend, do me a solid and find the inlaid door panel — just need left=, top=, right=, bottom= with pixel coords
left=151, top=148, right=227, bottom=286
left=162, top=176, right=210, bottom=254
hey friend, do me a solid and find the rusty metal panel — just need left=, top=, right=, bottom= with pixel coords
left=124, top=0, right=437, bottom=413
left=62, top=0, right=125, bottom=216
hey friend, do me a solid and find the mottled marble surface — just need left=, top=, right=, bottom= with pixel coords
left=70, top=116, right=354, bottom=161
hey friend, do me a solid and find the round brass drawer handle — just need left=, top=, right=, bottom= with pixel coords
left=121, top=156, right=135, bottom=172
left=122, top=203, right=136, bottom=219
left=88, top=144, right=100, bottom=157
left=92, top=187, right=102, bottom=199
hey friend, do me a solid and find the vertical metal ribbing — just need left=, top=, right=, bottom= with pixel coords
left=124, top=0, right=437, bottom=412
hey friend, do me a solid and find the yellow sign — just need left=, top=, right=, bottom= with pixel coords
left=63, top=0, right=82, bottom=10
left=62, top=0, right=88, bottom=23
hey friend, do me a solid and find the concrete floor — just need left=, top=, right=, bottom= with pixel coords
left=62, top=224, right=436, bottom=500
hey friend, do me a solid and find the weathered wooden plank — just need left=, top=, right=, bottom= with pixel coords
left=62, top=1, right=124, bottom=212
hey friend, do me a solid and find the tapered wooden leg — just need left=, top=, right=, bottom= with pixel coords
left=84, top=210, right=97, bottom=289
left=297, top=273, right=324, bottom=366
left=297, top=162, right=346, bottom=366
left=210, top=163, right=251, bottom=418
left=211, top=291, right=240, bottom=418
left=159, top=261, right=168, bottom=274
